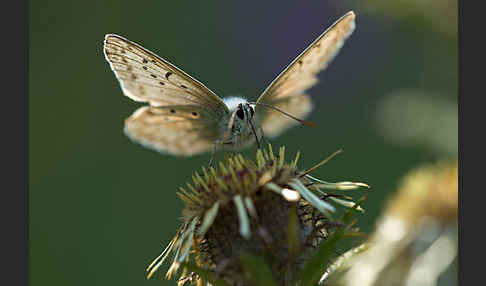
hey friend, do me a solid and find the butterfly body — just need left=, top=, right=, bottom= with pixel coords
left=104, top=11, right=356, bottom=157
left=218, top=96, right=259, bottom=149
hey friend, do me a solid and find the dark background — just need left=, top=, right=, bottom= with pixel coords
left=30, top=0, right=457, bottom=285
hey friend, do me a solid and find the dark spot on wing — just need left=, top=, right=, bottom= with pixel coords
left=165, top=72, right=173, bottom=80
left=131, top=74, right=137, bottom=80
left=159, top=81, right=165, bottom=85
left=142, top=58, right=148, bottom=64
left=150, top=74, right=157, bottom=78
left=170, top=109, right=176, bottom=113
left=143, top=66, right=148, bottom=70
left=180, top=84, right=187, bottom=89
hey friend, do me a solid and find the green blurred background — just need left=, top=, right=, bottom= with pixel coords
left=30, top=0, right=457, bottom=285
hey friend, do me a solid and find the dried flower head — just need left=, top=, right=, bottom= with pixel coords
left=147, top=145, right=369, bottom=286
left=332, top=160, right=458, bottom=286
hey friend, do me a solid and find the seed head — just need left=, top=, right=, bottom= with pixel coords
left=147, top=145, right=369, bottom=286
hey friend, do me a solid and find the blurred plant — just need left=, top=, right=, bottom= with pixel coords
left=374, top=89, right=457, bottom=157
left=145, top=145, right=369, bottom=286
left=322, top=160, right=458, bottom=286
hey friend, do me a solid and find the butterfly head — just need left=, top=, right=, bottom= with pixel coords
left=235, top=103, right=255, bottom=123
left=220, top=101, right=259, bottom=147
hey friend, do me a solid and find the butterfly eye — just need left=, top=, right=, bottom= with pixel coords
left=236, top=108, right=245, bottom=120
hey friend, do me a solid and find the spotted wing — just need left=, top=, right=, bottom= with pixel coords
left=103, top=34, right=229, bottom=113
left=104, top=34, right=230, bottom=155
left=255, top=11, right=356, bottom=137
left=124, top=105, right=224, bottom=156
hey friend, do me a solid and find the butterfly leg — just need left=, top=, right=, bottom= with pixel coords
left=258, top=126, right=270, bottom=149
left=222, top=133, right=239, bottom=159
left=208, top=141, right=222, bottom=168
left=232, top=133, right=239, bottom=154
left=248, top=119, right=261, bottom=149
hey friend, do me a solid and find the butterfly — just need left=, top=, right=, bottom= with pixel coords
left=103, top=11, right=355, bottom=158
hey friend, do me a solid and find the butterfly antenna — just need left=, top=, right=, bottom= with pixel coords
left=249, top=102, right=316, bottom=127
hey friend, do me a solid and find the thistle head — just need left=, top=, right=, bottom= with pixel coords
left=147, top=145, right=369, bottom=286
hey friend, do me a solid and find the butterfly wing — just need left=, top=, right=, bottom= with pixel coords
left=104, top=34, right=229, bottom=155
left=124, top=106, right=223, bottom=156
left=104, top=34, right=229, bottom=111
left=255, top=11, right=356, bottom=138
left=256, top=94, right=313, bottom=138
